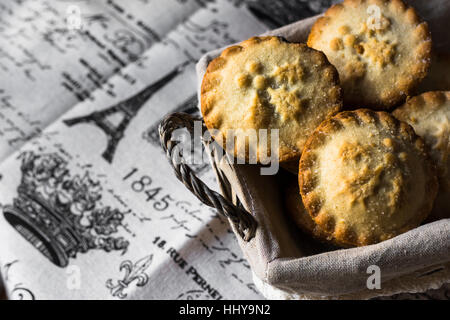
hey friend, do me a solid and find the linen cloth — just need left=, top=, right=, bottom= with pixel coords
left=196, top=0, right=450, bottom=299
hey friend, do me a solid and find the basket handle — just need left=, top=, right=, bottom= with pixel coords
left=159, top=112, right=257, bottom=241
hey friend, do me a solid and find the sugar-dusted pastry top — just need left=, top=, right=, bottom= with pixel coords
left=307, top=0, right=431, bottom=109
left=393, top=91, right=450, bottom=219
left=201, top=36, right=342, bottom=163
left=299, top=109, right=438, bottom=246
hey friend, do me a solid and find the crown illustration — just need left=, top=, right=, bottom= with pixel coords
left=3, top=151, right=129, bottom=267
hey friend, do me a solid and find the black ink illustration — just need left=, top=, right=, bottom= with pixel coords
left=10, top=284, right=35, bottom=300
left=83, top=13, right=110, bottom=29
left=246, top=0, right=337, bottom=28
left=176, top=289, right=212, bottom=300
left=176, top=18, right=237, bottom=57
left=106, top=254, right=153, bottom=299
left=63, top=62, right=189, bottom=163
left=1, top=260, right=36, bottom=300
left=2, top=259, right=19, bottom=282
left=3, top=151, right=129, bottom=268
left=104, top=29, right=147, bottom=61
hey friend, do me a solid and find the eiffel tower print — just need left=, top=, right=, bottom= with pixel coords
left=63, top=62, right=189, bottom=163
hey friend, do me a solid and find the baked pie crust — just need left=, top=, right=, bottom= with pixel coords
left=299, top=109, right=438, bottom=246
left=284, top=174, right=346, bottom=247
left=307, top=0, right=432, bottom=109
left=201, top=36, right=342, bottom=164
left=393, top=91, right=450, bottom=219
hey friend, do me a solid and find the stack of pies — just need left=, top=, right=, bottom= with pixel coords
left=201, top=0, right=449, bottom=247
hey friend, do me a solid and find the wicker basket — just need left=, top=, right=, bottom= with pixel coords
left=159, top=112, right=450, bottom=299
left=158, top=0, right=450, bottom=300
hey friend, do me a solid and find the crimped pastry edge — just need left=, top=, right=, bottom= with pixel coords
left=393, top=91, right=450, bottom=120
left=307, top=0, right=432, bottom=110
left=298, top=108, right=439, bottom=247
left=200, top=36, right=342, bottom=163
left=284, top=175, right=351, bottom=248
left=393, top=91, right=450, bottom=220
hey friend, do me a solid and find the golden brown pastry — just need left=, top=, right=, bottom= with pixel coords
left=299, top=109, right=438, bottom=246
left=201, top=36, right=342, bottom=164
left=307, top=0, right=432, bottom=109
left=284, top=175, right=326, bottom=238
left=393, top=91, right=450, bottom=219
left=283, top=174, right=346, bottom=246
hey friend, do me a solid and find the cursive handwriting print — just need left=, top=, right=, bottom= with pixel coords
left=0, top=0, right=206, bottom=162
left=0, top=0, right=266, bottom=299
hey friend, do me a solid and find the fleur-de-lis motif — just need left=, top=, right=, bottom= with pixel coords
left=106, top=254, right=153, bottom=299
